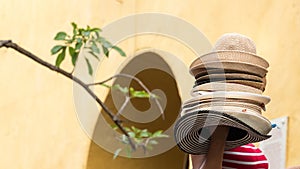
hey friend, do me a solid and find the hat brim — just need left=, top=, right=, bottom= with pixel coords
left=195, top=79, right=265, bottom=91
left=174, top=110, right=271, bottom=155
left=191, top=82, right=263, bottom=94
left=185, top=91, right=270, bottom=105
left=194, top=79, right=265, bottom=91
left=195, top=73, right=263, bottom=82
left=182, top=101, right=263, bottom=113
left=182, top=98, right=266, bottom=111
left=190, top=61, right=268, bottom=78
left=182, top=98, right=267, bottom=111
left=181, top=106, right=271, bottom=134
left=189, top=50, right=269, bottom=69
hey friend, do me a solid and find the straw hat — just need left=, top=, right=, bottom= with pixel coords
left=182, top=98, right=267, bottom=113
left=189, top=33, right=269, bottom=69
left=174, top=110, right=271, bottom=154
left=195, top=73, right=263, bottom=83
left=174, top=33, right=271, bottom=155
left=195, top=79, right=265, bottom=91
left=182, top=101, right=263, bottom=113
left=181, top=105, right=271, bottom=134
left=191, top=82, right=263, bottom=94
left=190, top=33, right=269, bottom=78
left=194, top=73, right=266, bottom=91
left=190, top=61, right=268, bottom=78
left=185, top=91, right=270, bottom=105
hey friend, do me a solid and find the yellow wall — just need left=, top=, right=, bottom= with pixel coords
left=1, top=0, right=300, bottom=168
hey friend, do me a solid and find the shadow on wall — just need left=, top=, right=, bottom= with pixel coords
left=85, top=52, right=188, bottom=169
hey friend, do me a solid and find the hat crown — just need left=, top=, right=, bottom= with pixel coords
left=213, top=33, right=257, bottom=54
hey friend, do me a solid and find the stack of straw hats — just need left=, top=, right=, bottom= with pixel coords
left=174, top=33, right=272, bottom=155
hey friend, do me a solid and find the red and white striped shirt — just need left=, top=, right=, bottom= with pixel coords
left=196, top=144, right=268, bottom=169
left=222, top=143, right=269, bottom=169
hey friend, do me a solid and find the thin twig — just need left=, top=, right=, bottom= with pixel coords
left=114, top=96, right=131, bottom=120
left=0, top=40, right=136, bottom=150
left=88, top=73, right=165, bottom=119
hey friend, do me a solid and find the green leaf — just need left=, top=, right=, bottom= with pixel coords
left=123, top=127, right=131, bottom=132
left=85, top=57, right=93, bottom=75
left=69, top=47, right=78, bottom=66
left=134, top=138, right=143, bottom=144
left=75, top=41, right=83, bottom=51
left=98, top=37, right=105, bottom=43
left=128, top=131, right=135, bottom=138
left=98, top=37, right=112, bottom=48
left=112, top=84, right=129, bottom=94
left=90, top=27, right=102, bottom=32
left=88, top=51, right=99, bottom=60
left=152, top=130, right=163, bottom=138
left=69, top=47, right=75, bottom=57
left=72, top=53, right=78, bottom=66
left=83, top=30, right=90, bottom=37
left=78, top=28, right=84, bottom=36
left=100, top=83, right=112, bottom=88
left=95, top=31, right=101, bottom=39
left=113, top=148, right=122, bottom=159
left=151, top=130, right=169, bottom=138
left=112, top=46, right=126, bottom=57
left=111, top=124, right=118, bottom=130
left=102, top=40, right=112, bottom=48
left=72, top=23, right=77, bottom=35
left=51, top=45, right=64, bottom=55
left=71, top=22, right=77, bottom=30
left=149, top=140, right=158, bottom=145
left=131, top=126, right=141, bottom=134
left=159, top=134, right=169, bottom=138
left=91, top=42, right=100, bottom=54
left=76, top=38, right=82, bottom=43
left=55, top=48, right=66, bottom=67
left=54, top=32, right=67, bottom=40
left=102, top=46, right=109, bottom=57
left=66, top=39, right=74, bottom=44
left=129, top=87, right=134, bottom=94
left=130, top=89, right=150, bottom=98
left=139, top=129, right=151, bottom=138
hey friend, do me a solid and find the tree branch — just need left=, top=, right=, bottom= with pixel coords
left=0, top=40, right=136, bottom=150
left=0, top=40, right=11, bottom=47
left=88, top=73, right=165, bottom=119
left=114, top=96, right=131, bottom=120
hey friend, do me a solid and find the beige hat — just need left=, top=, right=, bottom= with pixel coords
left=181, top=105, right=271, bottom=135
left=191, top=82, right=263, bottom=94
left=182, top=101, right=263, bottom=113
left=189, top=33, right=269, bottom=69
left=190, top=61, right=268, bottom=78
left=195, top=79, right=265, bottom=91
left=185, top=91, right=270, bottom=105
left=174, top=110, right=271, bottom=154
left=195, top=73, right=263, bottom=82
left=182, top=98, right=267, bottom=111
